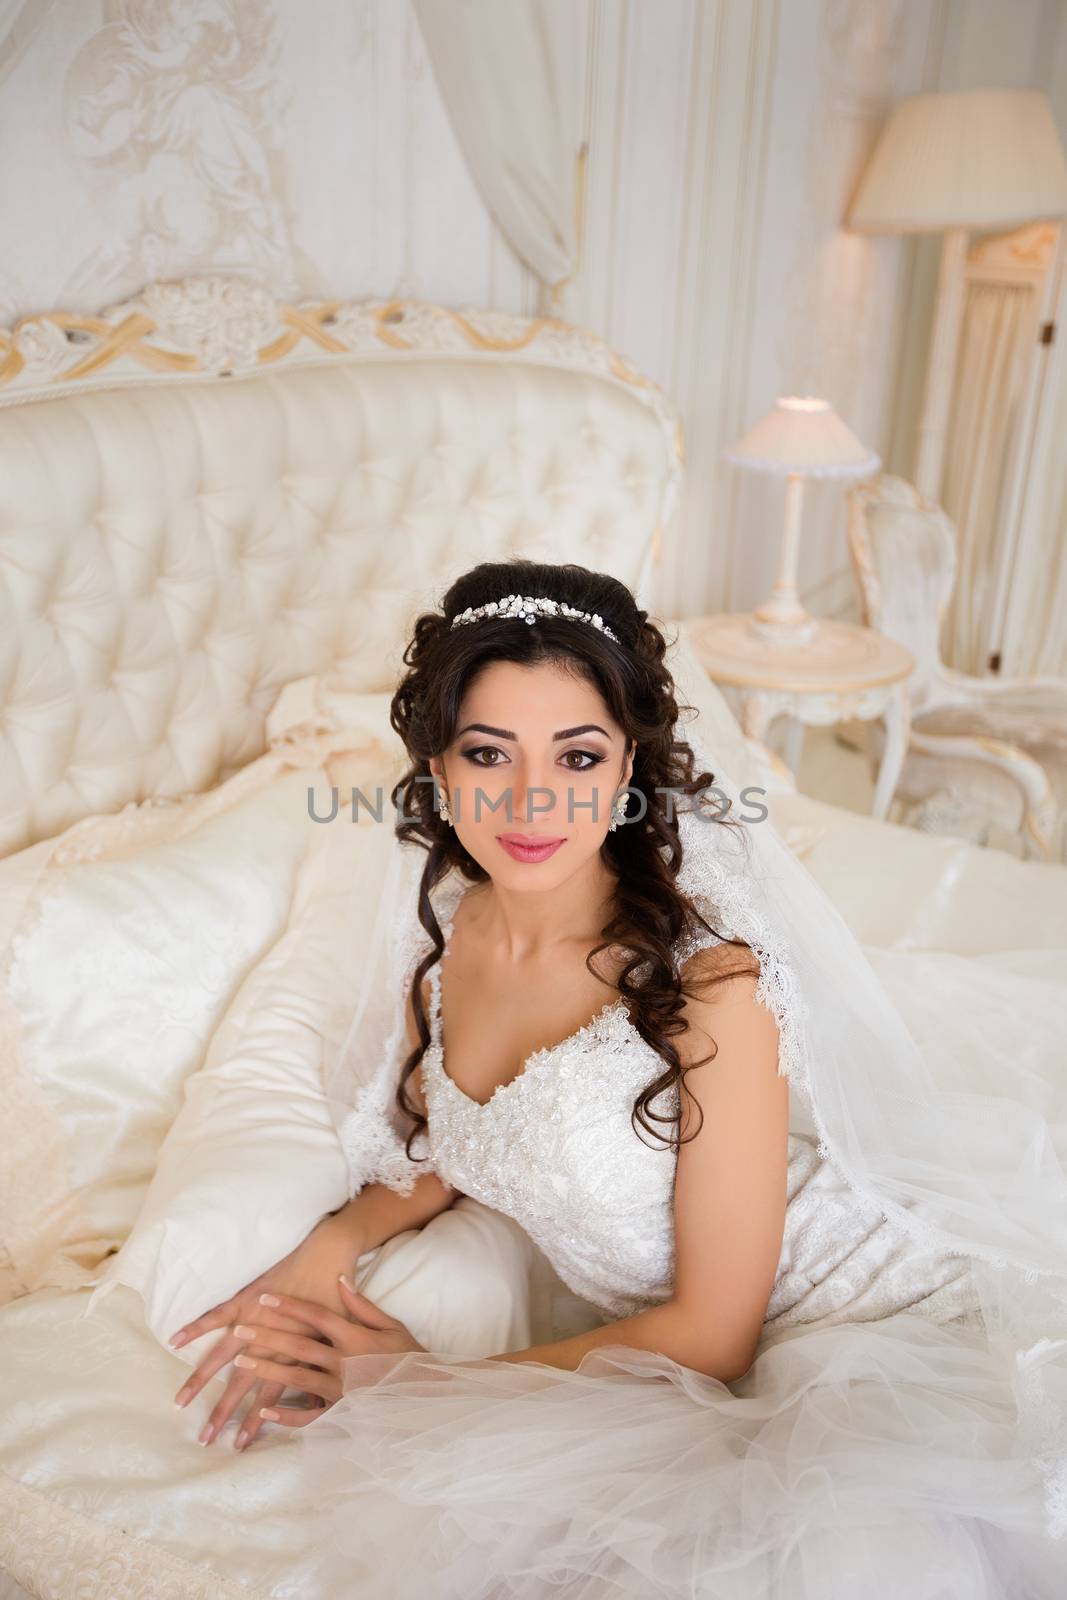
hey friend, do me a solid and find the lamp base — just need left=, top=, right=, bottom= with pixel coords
left=747, top=606, right=818, bottom=648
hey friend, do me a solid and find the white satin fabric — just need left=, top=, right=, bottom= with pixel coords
left=0, top=766, right=316, bottom=1300
left=0, top=1201, right=552, bottom=1599
left=2, top=696, right=1066, bottom=1594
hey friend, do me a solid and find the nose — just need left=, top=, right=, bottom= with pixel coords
left=508, top=758, right=559, bottom=827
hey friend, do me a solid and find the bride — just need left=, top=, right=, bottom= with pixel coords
left=167, top=560, right=1067, bottom=1598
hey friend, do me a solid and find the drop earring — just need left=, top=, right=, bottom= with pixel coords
left=607, top=791, right=629, bottom=832
left=437, top=784, right=453, bottom=827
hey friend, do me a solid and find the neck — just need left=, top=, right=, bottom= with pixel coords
left=471, top=854, right=620, bottom=963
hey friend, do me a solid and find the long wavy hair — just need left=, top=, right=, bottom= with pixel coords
left=389, top=558, right=760, bottom=1161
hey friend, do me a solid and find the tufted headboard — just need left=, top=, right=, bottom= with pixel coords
left=0, top=278, right=683, bottom=857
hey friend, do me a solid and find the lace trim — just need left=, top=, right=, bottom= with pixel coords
left=334, top=851, right=452, bottom=1198
left=424, top=913, right=632, bottom=1111
left=386, top=827, right=1060, bottom=1290
left=0, top=1465, right=261, bottom=1599
left=675, top=798, right=1063, bottom=1287
left=675, top=819, right=962, bottom=1261
left=1014, top=1334, right=1067, bottom=1540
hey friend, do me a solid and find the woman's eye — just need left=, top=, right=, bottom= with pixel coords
left=462, top=748, right=603, bottom=771
left=464, top=747, right=507, bottom=767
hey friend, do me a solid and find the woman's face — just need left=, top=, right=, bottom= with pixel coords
left=430, top=658, right=634, bottom=887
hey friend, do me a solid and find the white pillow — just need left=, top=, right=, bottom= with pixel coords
left=80, top=773, right=397, bottom=1352
left=0, top=760, right=319, bottom=1304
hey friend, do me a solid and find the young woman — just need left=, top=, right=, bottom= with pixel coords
left=169, top=560, right=1066, bottom=1599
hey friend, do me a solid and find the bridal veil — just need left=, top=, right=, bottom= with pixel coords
left=306, top=667, right=1067, bottom=1596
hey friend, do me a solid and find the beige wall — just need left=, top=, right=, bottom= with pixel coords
left=1, top=0, right=1063, bottom=624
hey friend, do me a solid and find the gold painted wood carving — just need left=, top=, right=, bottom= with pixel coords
left=0, top=277, right=684, bottom=472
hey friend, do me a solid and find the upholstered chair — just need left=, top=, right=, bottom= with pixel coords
left=846, top=474, right=1067, bottom=860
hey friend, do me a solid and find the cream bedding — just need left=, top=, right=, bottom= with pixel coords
left=4, top=765, right=1066, bottom=1597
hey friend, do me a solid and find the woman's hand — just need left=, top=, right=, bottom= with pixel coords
left=169, top=1212, right=365, bottom=1450
left=230, top=1276, right=425, bottom=1432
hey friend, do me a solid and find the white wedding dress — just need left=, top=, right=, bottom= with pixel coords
left=297, top=865, right=1067, bottom=1600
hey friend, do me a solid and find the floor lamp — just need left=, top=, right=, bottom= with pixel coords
left=846, top=88, right=1067, bottom=504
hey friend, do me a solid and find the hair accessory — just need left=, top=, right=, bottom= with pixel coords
left=449, top=593, right=620, bottom=643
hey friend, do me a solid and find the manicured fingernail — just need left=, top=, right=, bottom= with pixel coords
left=233, top=1325, right=254, bottom=1340
left=169, top=1331, right=188, bottom=1347
left=234, top=1431, right=248, bottom=1449
left=198, top=1424, right=215, bottom=1445
left=259, top=1407, right=280, bottom=1422
left=234, top=1353, right=256, bottom=1368
left=174, top=1389, right=190, bottom=1408
left=259, top=1292, right=280, bottom=1307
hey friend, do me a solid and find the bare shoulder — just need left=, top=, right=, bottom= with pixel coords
left=680, top=934, right=763, bottom=1005
left=675, top=936, right=783, bottom=1083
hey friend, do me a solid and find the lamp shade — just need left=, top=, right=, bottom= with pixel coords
left=724, top=397, right=880, bottom=479
left=847, top=88, right=1067, bottom=233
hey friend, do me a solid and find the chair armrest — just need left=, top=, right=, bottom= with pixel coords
left=908, top=729, right=1057, bottom=858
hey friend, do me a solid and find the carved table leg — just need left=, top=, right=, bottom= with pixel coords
left=740, top=692, right=775, bottom=746
left=872, top=684, right=910, bottom=820
left=781, top=714, right=806, bottom=777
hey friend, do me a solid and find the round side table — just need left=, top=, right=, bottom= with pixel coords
left=686, top=614, right=915, bottom=820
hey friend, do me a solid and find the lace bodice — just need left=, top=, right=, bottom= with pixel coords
left=420, top=891, right=684, bottom=1317
left=370, top=870, right=980, bottom=1330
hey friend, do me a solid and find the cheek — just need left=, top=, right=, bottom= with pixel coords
left=561, top=767, right=617, bottom=830
left=452, top=765, right=517, bottom=828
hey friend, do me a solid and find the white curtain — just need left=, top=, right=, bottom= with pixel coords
left=0, top=0, right=53, bottom=82
left=939, top=280, right=1034, bottom=674
left=411, top=0, right=585, bottom=313
left=999, top=319, right=1067, bottom=678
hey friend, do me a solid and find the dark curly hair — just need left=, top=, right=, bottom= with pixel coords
left=388, top=557, right=761, bottom=1163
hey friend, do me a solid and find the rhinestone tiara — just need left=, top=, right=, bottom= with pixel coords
left=449, top=593, right=620, bottom=642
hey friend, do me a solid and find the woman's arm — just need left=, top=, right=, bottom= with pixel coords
left=486, top=946, right=789, bottom=1383
left=328, top=1168, right=460, bottom=1270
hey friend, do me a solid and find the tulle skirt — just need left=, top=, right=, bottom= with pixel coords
left=296, top=1229, right=1067, bottom=1600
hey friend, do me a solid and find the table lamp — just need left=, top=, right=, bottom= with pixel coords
left=724, top=396, right=880, bottom=647
left=846, top=88, right=1067, bottom=502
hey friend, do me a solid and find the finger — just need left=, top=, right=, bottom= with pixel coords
left=232, top=1323, right=341, bottom=1372
left=232, top=1351, right=342, bottom=1405
left=337, top=1274, right=399, bottom=1330
left=168, top=1295, right=240, bottom=1351
left=255, top=1397, right=329, bottom=1431
left=233, top=1378, right=285, bottom=1451
left=255, top=1290, right=363, bottom=1343
left=199, top=1365, right=274, bottom=1447
left=173, top=1328, right=246, bottom=1410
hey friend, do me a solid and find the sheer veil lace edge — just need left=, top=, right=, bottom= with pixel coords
left=320, top=716, right=1067, bottom=1538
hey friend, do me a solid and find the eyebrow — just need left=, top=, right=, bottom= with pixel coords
left=455, top=722, right=611, bottom=742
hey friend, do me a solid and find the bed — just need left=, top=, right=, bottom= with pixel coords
left=2, top=276, right=1065, bottom=1600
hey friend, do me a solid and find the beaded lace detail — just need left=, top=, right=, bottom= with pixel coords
left=412, top=873, right=980, bottom=1328
left=419, top=877, right=684, bottom=1317
left=352, top=809, right=984, bottom=1331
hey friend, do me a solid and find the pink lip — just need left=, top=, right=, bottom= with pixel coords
left=497, top=834, right=566, bottom=863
